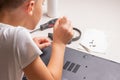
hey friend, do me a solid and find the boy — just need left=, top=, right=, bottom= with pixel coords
left=0, top=0, right=73, bottom=80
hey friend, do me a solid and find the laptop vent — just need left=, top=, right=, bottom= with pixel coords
left=63, top=61, right=80, bottom=73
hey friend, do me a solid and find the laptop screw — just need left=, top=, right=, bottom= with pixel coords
left=85, top=66, right=88, bottom=68
left=83, top=77, right=86, bottom=79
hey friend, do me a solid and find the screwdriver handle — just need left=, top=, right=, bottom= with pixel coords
left=40, top=18, right=58, bottom=30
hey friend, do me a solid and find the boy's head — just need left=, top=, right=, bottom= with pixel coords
left=0, top=0, right=43, bottom=29
left=0, top=0, right=25, bottom=11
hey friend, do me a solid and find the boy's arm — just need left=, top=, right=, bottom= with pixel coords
left=23, top=17, right=73, bottom=80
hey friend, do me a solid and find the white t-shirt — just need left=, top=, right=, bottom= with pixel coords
left=0, top=23, right=42, bottom=80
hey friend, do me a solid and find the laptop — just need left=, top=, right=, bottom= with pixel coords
left=23, top=46, right=120, bottom=80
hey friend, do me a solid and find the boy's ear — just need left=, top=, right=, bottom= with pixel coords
left=24, top=0, right=35, bottom=15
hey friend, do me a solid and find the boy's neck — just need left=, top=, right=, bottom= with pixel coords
left=0, top=10, right=25, bottom=27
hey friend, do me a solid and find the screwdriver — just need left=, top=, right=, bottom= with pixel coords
left=30, top=18, right=58, bottom=33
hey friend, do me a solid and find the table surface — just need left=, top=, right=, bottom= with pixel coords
left=31, top=0, right=120, bottom=63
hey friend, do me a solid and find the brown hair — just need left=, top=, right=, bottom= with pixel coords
left=0, top=0, right=26, bottom=11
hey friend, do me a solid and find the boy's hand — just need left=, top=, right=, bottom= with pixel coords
left=33, top=37, right=51, bottom=49
left=53, top=17, right=73, bottom=45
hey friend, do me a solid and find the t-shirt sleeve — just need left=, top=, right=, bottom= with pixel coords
left=15, top=28, right=42, bottom=69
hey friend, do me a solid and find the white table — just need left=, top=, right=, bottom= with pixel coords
left=32, top=0, right=120, bottom=63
